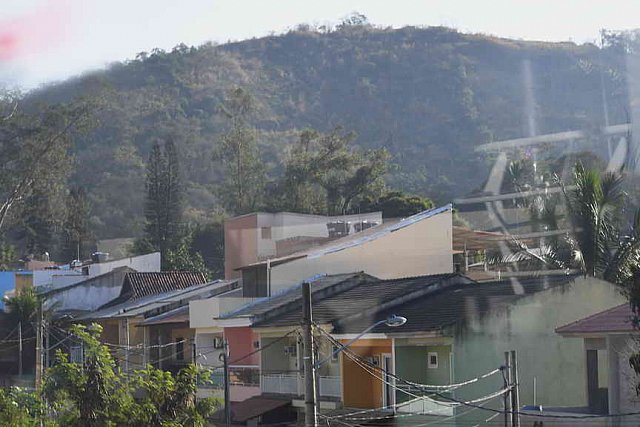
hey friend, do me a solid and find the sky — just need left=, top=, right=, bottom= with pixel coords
left=2, top=0, right=640, bottom=90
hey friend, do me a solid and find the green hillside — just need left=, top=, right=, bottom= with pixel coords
left=28, top=24, right=627, bottom=239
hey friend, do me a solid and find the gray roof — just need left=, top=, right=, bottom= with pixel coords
left=78, top=279, right=239, bottom=321
left=252, top=273, right=472, bottom=328
left=334, top=274, right=578, bottom=334
left=222, top=272, right=373, bottom=320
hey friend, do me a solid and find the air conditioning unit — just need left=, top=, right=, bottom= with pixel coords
left=284, top=345, right=297, bottom=356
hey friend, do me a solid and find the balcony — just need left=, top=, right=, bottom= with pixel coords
left=261, top=373, right=341, bottom=399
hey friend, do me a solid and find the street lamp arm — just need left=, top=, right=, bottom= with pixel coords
left=314, top=319, right=387, bottom=368
left=314, top=315, right=406, bottom=369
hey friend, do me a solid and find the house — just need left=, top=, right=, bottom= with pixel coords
left=224, top=211, right=382, bottom=280
left=1, top=252, right=162, bottom=303
left=65, top=271, right=222, bottom=372
left=236, top=205, right=454, bottom=296
left=557, top=303, right=640, bottom=415
left=212, top=273, right=626, bottom=424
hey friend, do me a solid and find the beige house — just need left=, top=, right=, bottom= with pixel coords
left=237, top=205, right=454, bottom=296
left=224, top=211, right=382, bottom=280
left=557, top=303, right=640, bottom=416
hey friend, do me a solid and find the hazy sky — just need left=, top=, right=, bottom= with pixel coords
left=2, top=0, right=640, bottom=90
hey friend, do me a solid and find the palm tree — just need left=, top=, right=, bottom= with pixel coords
left=561, top=162, right=625, bottom=277
left=500, top=162, right=640, bottom=283
left=4, top=287, right=41, bottom=375
left=4, top=287, right=40, bottom=326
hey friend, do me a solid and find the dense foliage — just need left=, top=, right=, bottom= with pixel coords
left=23, top=24, right=628, bottom=240
left=0, top=323, right=222, bottom=427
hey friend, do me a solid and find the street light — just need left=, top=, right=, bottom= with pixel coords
left=315, top=314, right=407, bottom=368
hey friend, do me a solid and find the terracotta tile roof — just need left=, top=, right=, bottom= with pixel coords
left=125, top=271, right=208, bottom=299
left=100, top=271, right=208, bottom=309
left=556, top=304, right=637, bottom=336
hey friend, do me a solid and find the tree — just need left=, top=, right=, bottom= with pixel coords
left=138, top=140, right=184, bottom=257
left=190, top=221, right=225, bottom=278
left=44, top=324, right=135, bottom=427
left=43, top=323, right=220, bottom=427
left=0, top=97, right=91, bottom=236
left=0, top=387, right=49, bottom=426
left=358, top=191, right=434, bottom=218
left=0, top=242, right=17, bottom=271
left=61, top=187, right=94, bottom=261
left=164, top=231, right=209, bottom=276
left=275, top=127, right=390, bottom=215
left=214, top=87, right=266, bottom=215
left=4, top=288, right=41, bottom=375
left=501, top=162, right=640, bottom=283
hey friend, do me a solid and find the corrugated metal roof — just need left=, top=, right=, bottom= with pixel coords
left=141, top=305, right=189, bottom=326
left=556, top=304, right=636, bottom=336
left=239, top=205, right=452, bottom=269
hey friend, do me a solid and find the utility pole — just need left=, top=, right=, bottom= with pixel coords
left=503, top=351, right=512, bottom=427
left=510, top=350, right=521, bottom=427
left=18, top=321, right=22, bottom=377
left=35, top=302, right=43, bottom=388
left=302, top=281, right=317, bottom=427
left=222, top=339, right=231, bottom=427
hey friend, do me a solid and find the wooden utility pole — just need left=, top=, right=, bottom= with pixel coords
left=302, top=282, right=317, bottom=427
left=35, top=303, right=43, bottom=388
left=510, top=350, right=521, bottom=427
left=18, top=321, right=22, bottom=377
left=503, top=351, right=512, bottom=427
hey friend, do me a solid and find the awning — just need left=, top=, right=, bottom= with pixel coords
left=231, top=396, right=291, bottom=422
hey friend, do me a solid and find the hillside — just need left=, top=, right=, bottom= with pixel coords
left=28, top=25, right=627, bottom=239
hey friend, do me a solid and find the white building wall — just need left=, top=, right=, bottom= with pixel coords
left=87, top=252, right=161, bottom=276
left=268, top=210, right=453, bottom=293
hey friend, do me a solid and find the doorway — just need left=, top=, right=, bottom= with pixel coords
left=382, top=353, right=395, bottom=409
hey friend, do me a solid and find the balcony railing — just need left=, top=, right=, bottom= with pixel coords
left=197, top=366, right=261, bottom=389
left=261, top=373, right=340, bottom=398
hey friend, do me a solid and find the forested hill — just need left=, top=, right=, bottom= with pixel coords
left=29, top=24, right=627, bottom=238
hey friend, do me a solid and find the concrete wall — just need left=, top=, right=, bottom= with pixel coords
left=87, top=252, right=161, bottom=276
left=341, top=340, right=392, bottom=409
left=395, top=343, right=452, bottom=403
left=269, top=210, right=453, bottom=293
left=46, top=269, right=129, bottom=312
left=261, top=336, right=298, bottom=374
left=609, top=335, right=640, bottom=413
left=452, top=277, right=626, bottom=408
left=224, top=214, right=258, bottom=280
left=225, top=326, right=260, bottom=366
left=224, top=212, right=382, bottom=280
left=0, top=272, right=15, bottom=310
left=189, top=293, right=252, bottom=329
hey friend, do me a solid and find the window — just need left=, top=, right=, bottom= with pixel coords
left=175, top=338, right=185, bottom=361
left=70, top=345, right=83, bottom=363
left=428, top=352, right=438, bottom=369
left=261, top=226, right=272, bottom=239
